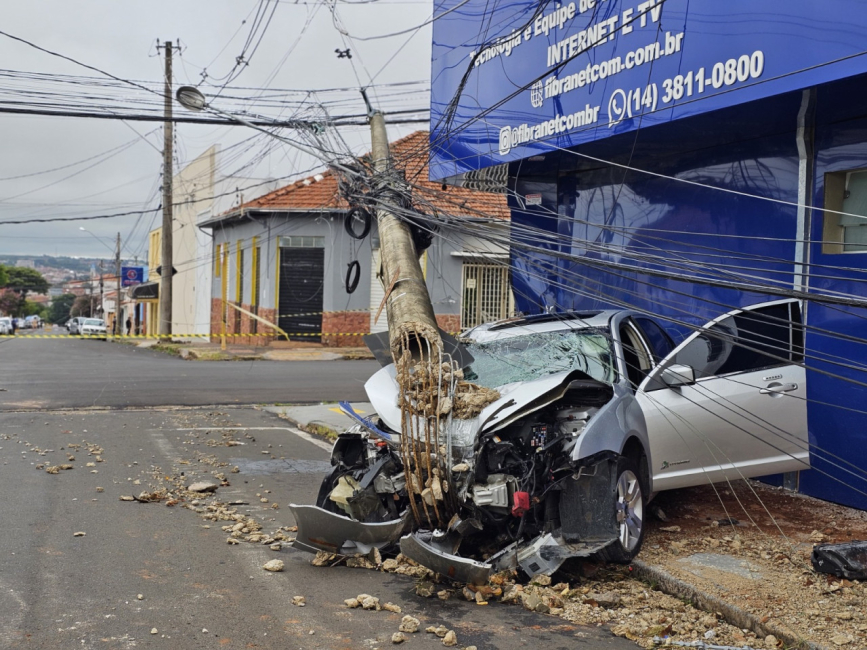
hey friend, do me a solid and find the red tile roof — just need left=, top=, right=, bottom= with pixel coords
left=226, top=131, right=509, bottom=220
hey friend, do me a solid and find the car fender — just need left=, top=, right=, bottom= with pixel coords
left=570, top=385, right=651, bottom=485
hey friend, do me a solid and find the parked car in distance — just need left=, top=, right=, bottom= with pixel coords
left=68, top=317, right=84, bottom=335
left=0, top=317, right=12, bottom=335
left=24, top=315, right=42, bottom=329
left=80, top=318, right=107, bottom=339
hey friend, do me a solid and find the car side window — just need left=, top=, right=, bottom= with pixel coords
left=674, top=302, right=798, bottom=379
left=620, top=321, right=654, bottom=389
left=633, top=316, right=675, bottom=363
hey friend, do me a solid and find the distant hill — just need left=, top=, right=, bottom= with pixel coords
left=0, top=254, right=133, bottom=278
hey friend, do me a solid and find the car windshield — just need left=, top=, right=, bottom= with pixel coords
left=463, top=329, right=617, bottom=388
left=84, top=319, right=104, bottom=326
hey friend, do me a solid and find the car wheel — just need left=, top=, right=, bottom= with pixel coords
left=598, top=456, right=646, bottom=563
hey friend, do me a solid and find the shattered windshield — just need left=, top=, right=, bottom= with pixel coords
left=463, top=329, right=616, bottom=388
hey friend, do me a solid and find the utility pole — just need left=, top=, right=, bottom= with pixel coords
left=98, top=261, right=104, bottom=324
left=368, top=106, right=440, bottom=361
left=159, top=40, right=173, bottom=339
left=115, top=232, right=121, bottom=336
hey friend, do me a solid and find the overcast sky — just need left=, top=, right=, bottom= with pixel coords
left=0, top=0, right=431, bottom=260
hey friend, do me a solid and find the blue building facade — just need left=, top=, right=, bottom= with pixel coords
left=430, top=0, right=867, bottom=509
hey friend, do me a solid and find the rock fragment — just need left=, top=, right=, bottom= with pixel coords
left=188, top=481, right=219, bottom=493
left=398, top=615, right=420, bottom=633
left=262, top=559, right=284, bottom=572
left=382, top=602, right=402, bottom=613
left=73, top=531, right=86, bottom=537
left=291, top=596, right=306, bottom=607
left=441, top=630, right=458, bottom=646
left=344, top=598, right=360, bottom=608
left=391, top=632, right=407, bottom=644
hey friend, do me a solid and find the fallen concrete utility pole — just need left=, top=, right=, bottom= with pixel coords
left=367, top=107, right=450, bottom=528
left=367, top=109, right=441, bottom=363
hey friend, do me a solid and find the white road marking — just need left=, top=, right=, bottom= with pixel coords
left=173, top=427, right=333, bottom=452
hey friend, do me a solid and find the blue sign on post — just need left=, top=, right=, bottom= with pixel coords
left=430, top=0, right=867, bottom=179
left=121, top=266, right=144, bottom=287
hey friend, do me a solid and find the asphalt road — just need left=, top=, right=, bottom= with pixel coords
left=0, top=335, right=379, bottom=410
left=0, top=406, right=637, bottom=650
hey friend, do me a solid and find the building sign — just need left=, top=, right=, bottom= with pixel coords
left=121, top=266, right=144, bottom=287
left=430, top=0, right=867, bottom=178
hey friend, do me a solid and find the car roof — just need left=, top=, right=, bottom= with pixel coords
left=463, top=310, right=623, bottom=343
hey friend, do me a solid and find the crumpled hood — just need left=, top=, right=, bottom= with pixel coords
left=365, top=366, right=597, bottom=438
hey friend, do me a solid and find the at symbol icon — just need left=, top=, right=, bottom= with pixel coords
left=530, top=80, right=544, bottom=108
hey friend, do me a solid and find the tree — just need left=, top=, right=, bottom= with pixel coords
left=0, top=265, right=7, bottom=288
left=3, top=267, right=49, bottom=295
left=0, top=288, right=24, bottom=317
left=49, top=293, right=77, bottom=324
left=70, top=295, right=93, bottom=318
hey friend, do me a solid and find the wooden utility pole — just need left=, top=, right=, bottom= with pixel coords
left=159, top=40, right=173, bottom=338
left=368, top=110, right=440, bottom=362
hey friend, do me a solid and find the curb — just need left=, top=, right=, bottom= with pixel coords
left=270, top=410, right=340, bottom=442
left=630, top=560, right=825, bottom=650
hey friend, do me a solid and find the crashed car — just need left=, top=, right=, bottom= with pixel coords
left=291, top=300, right=809, bottom=583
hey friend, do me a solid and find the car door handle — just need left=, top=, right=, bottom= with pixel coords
left=760, top=383, right=798, bottom=395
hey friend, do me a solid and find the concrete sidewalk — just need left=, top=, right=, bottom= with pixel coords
left=264, top=401, right=374, bottom=439
left=131, top=338, right=374, bottom=362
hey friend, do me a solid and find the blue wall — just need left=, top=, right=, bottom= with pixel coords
left=510, top=83, right=867, bottom=509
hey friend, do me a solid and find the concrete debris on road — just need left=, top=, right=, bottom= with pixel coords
left=187, top=481, right=219, bottom=493
left=441, top=630, right=458, bottom=646
left=291, top=596, right=306, bottom=606
left=398, top=615, right=420, bottom=633
left=262, top=560, right=284, bottom=572
left=73, top=531, right=86, bottom=537
left=391, top=632, right=406, bottom=644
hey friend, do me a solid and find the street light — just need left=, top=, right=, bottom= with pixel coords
left=175, top=86, right=331, bottom=160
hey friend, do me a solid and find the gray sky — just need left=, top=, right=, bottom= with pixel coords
left=0, top=0, right=431, bottom=260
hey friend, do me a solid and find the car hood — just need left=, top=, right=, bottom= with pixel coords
left=365, top=365, right=603, bottom=439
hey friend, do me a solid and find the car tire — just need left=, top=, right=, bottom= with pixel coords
left=597, top=456, right=646, bottom=563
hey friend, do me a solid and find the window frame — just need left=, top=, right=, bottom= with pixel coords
left=822, top=169, right=867, bottom=254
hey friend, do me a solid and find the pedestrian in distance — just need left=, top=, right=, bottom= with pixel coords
left=125, top=317, right=132, bottom=336
left=10, top=317, right=16, bottom=335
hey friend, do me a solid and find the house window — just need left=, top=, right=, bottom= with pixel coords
left=461, top=262, right=512, bottom=329
left=279, top=236, right=324, bottom=248
left=823, top=170, right=867, bottom=253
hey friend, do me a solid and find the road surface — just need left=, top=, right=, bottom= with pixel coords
left=0, top=335, right=378, bottom=410
left=0, top=405, right=636, bottom=649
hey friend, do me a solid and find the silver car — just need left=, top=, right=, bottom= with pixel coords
left=80, top=318, right=107, bottom=339
left=290, top=299, right=808, bottom=582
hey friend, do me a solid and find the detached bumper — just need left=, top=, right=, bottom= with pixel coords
left=399, top=533, right=494, bottom=585
left=288, top=504, right=409, bottom=555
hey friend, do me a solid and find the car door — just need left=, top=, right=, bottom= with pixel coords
left=635, top=300, right=809, bottom=492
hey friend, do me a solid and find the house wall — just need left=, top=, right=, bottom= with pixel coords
left=208, top=212, right=504, bottom=346
left=172, top=146, right=217, bottom=338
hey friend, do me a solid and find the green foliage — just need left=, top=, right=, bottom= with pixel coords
left=3, top=267, right=49, bottom=295
left=21, top=300, right=48, bottom=319
left=49, top=293, right=77, bottom=324
left=0, top=265, right=8, bottom=287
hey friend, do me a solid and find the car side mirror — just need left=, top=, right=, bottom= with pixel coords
left=661, top=364, right=695, bottom=387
